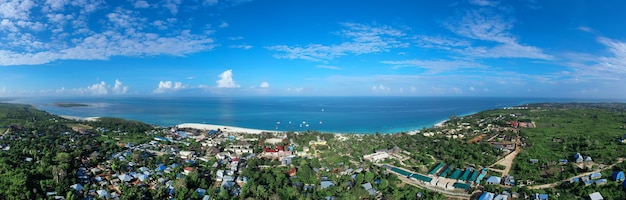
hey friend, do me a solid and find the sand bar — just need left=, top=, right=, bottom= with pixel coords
left=176, top=123, right=281, bottom=134
left=60, top=115, right=100, bottom=121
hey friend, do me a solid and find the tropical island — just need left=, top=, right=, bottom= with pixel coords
left=53, top=103, right=90, bottom=108
left=1, top=102, right=626, bottom=200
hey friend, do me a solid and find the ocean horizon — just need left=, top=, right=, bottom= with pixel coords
left=4, top=96, right=617, bottom=134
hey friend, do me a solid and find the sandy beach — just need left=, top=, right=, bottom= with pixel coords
left=434, top=119, right=448, bottom=127
left=176, top=123, right=281, bottom=134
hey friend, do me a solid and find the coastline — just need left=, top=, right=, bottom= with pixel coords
left=176, top=123, right=281, bottom=134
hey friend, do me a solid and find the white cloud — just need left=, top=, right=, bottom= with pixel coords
left=382, top=59, right=488, bottom=73
left=51, top=79, right=130, bottom=96
left=267, top=23, right=408, bottom=62
left=134, top=0, right=150, bottom=8
left=153, top=80, right=188, bottom=93
left=229, top=36, right=244, bottom=40
left=112, top=79, right=129, bottom=94
left=229, top=44, right=252, bottom=50
left=0, top=0, right=216, bottom=66
left=260, top=81, right=269, bottom=88
left=216, top=69, right=240, bottom=88
left=87, top=81, right=108, bottom=95
left=372, top=84, right=390, bottom=92
left=468, top=0, right=499, bottom=7
left=434, top=9, right=552, bottom=60
left=577, top=26, right=594, bottom=33
left=163, top=0, right=181, bottom=15
left=218, top=22, right=229, bottom=28
left=1, top=0, right=36, bottom=20
left=469, top=86, right=475, bottom=91
left=203, top=0, right=218, bottom=6
left=563, top=36, right=626, bottom=80
left=316, top=65, right=342, bottom=70
left=287, top=87, right=304, bottom=93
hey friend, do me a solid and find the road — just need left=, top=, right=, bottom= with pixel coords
left=488, top=135, right=521, bottom=176
left=528, top=158, right=625, bottom=189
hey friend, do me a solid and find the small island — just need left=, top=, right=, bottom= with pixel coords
left=53, top=102, right=89, bottom=108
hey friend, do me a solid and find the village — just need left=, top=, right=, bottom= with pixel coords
left=3, top=103, right=626, bottom=199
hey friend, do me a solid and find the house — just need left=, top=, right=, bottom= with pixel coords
left=559, top=159, right=568, bottom=165
left=589, top=192, right=604, bottom=200
left=97, top=189, right=109, bottom=198
left=570, top=177, right=580, bottom=183
left=533, top=193, right=548, bottom=200
left=479, top=192, right=495, bottom=200
left=363, top=152, right=390, bottom=163
left=584, top=180, right=595, bottom=186
left=361, top=183, right=377, bottom=196
left=486, top=176, right=502, bottom=185
left=288, top=167, right=297, bottom=177
left=612, top=171, right=625, bottom=181
left=70, top=183, right=84, bottom=191
left=529, top=159, right=538, bottom=164
left=118, top=174, right=132, bottom=182
left=574, top=153, right=583, bottom=163
left=320, top=181, right=335, bottom=189
left=503, top=175, right=515, bottom=186
left=595, top=179, right=607, bottom=185
left=494, top=194, right=509, bottom=200
left=195, top=188, right=207, bottom=196
left=183, top=167, right=195, bottom=175
left=236, top=176, right=248, bottom=186
left=216, top=170, right=224, bottom=181
left=590, top=172, right=602, bottom=179
left=585, top=156, right=593, bottom=162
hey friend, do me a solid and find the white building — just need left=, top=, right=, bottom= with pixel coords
left=363, top=152, right=390, bottom=163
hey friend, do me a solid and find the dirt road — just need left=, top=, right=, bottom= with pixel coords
left=489, top=135, right=521, bottom=176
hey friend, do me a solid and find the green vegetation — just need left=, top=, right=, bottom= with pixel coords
left=506, top=103, right=626, bottom=184
left=3, top=102, right=626, bottom=199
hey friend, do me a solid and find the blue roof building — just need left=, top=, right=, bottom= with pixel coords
left=574, top=153, right=583, bottom=163
left=320, top=181, right=335, bottom=189
left=590, top=172, right=602, bottom=179
left=534, top=193, right=548, bottom=200
left=195, top=188, right=207, bottom=196
left=486, top=176, right=502, bottom=185
left=613, top=171, right=625, bottom=181
left=361, top=183, right=377, bottom=196
left=479, top=192, right=495, bottom=200
left=595, top=179, right=608, bottom=185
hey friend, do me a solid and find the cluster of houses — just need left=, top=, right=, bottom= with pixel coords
left=51, top=127, right=259, bottom=199
left=528, top=152, right=593, bottom=169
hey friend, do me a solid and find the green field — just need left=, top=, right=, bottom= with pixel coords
left=509, top=103, right=626, bottom=183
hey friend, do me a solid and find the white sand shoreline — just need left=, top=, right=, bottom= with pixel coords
left=434, top=119, right=448, bottom=127
left=176, top=123, right=282, bottom=134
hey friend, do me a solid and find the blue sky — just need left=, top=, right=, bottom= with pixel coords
left=1, top=0, right=625, bottom=98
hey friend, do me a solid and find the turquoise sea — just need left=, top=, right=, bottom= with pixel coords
left=3, top=96, right=608, bottom=134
